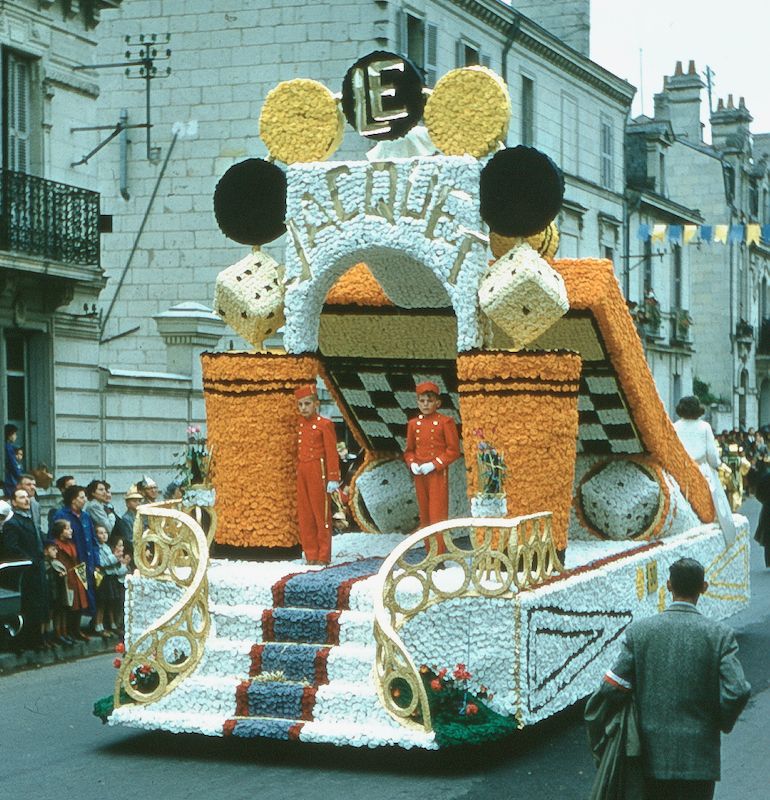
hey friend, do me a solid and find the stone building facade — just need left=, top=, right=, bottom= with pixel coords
left=626, top=60, right=770, bottom=427
left=0, top=0, right=120, bottom=491
left=2, top=0, right=637, bottom=496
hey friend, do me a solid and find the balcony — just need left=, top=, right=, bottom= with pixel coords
left=0, top=169, right=101, bottom=279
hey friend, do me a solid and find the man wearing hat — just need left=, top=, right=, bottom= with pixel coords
left=295, top=384, right=340, bottom=565
left=137, top=475, right=159, bottom=504
left=121, top=484, right=144, bottom=544
left=404, top=381, right=460, bottom=552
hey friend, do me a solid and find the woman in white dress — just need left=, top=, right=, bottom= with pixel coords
left=673, top=395, right=736, bottom=545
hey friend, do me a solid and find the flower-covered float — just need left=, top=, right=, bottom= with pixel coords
left=99, top=53, right=750, bottom=749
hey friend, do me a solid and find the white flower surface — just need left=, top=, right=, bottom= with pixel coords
left=282, top=157, right=488, bottom=353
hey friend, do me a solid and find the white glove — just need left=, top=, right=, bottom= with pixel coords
left=419, top=462, right=436, bottom=475
left=326, top=481, right=340, bottom=493
left=410, top=462, right=421, bottom=476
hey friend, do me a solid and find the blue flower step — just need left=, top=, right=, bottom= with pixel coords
left=250, top=642, right=331, bottom=684
left=272, top=557, right=386, bottom=609
left=262, top=607, right=341, bottom=645
left=234, top=679, right=317, bottom=720
left=224, top=716, right=305, bottom=741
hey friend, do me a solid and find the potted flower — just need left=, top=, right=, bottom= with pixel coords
left=173, top=426, right=215, bottom=508
left=470, top=429, right=507, bottom=517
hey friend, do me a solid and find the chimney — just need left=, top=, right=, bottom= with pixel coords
left=711, top=94, right=753, bottom=154
left=658, top=60, right=704, bottom=141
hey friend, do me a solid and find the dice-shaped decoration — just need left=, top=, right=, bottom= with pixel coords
left=478, top=242, right=569, bottom=347
left=214, top=250, right=285, bottom=348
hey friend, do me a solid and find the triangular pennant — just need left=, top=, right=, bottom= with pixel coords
left=525, top=606, right=633, bottom=713
left=637, top=223, right=651, bottom=241
left=728, top=224, right=745, bottom=243
left=700, top=225, right=713, bottom=243
left=683, top=225, right=698, bottom=244
left=667, top=225, right=683, bottom=244
left=714, top=224, right=729, bottom=244
left=73, top=562, right=88, bottom=590
left=746, top=224, right=761, bottom=245
left=651, top=224, right=666, bottom=243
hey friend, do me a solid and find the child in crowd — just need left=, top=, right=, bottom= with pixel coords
left=42, top=538, right=66, bottom=649
left=103, top=532, right=128, bottom=637
left=51, top=519, right=89, bottom=642
left=94, top=524, right=117, bottom=638
left=14, top=446, right=24, bottom=474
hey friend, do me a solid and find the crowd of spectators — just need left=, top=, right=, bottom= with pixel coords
left=0, top=430, right=163, bottom=653
left=715, top=425, right=770, bottom=466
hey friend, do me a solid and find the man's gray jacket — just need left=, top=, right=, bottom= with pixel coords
left=606, top=602, right=750, bottom=781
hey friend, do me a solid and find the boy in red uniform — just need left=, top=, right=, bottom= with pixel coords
left=295, top=384, right=340, bottom=565
left=404, top=381, right=461, bottom=552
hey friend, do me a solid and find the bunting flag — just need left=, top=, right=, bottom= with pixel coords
left=636, top=223, right=770, bottom=245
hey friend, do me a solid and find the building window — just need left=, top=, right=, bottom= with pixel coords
left=600, top=118, right=614, bottom=189
left=749, top=177, right=759, bottom=220
left=560, top=93, right=578, bottom=174
left=672, top=244, right=682, bottom=308
left=521, top=76, right=534, bottom=146
left=603, top=245, right=614, bottom=261
left=0, top=328, right=52, bottom=470
left=399, top=12, right=438, bottom=87
left=658, top=152, right=666, bottom=195
left=3, top=49, right=35, bottom=173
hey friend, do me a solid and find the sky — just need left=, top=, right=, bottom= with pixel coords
left=589, top=0, right=769, bottom=137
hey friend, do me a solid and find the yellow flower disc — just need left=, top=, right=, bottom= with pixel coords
left=259, top=79, right=344, bottom=163
left=424, top=66, right=511, bottom=157
left=490, top=222, right=560, bottom=260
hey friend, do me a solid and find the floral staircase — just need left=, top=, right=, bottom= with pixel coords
left=111, top=554, right=435, bottom=748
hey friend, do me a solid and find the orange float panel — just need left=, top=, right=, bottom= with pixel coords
left=201, top=351, right=323, bottom=548
left=458, top=351, right=582, bottom=552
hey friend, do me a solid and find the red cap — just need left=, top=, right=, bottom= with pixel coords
left=415, top=381, right=440, bottom=395
left=294, top=384, right=316, bottom=400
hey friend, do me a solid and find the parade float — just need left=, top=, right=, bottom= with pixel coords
left=99, top=53, right=750, bottom=749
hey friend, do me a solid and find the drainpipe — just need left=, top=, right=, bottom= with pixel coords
left=501, top=15, right=521, bottom=85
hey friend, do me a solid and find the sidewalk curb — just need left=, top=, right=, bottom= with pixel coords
left=0, top=636, right=118, bottom=676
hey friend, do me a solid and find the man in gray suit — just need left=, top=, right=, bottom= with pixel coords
left=602, top=557, right=751, bottom=800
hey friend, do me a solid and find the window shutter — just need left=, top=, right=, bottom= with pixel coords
left=7, top=54, right=30, bottom=174
left=425, top=23, right=438, bottom=87
left=455, top=39, right=465, bottom=68
left=396, top=8, right=407, bottom=57
left=481, top=53, right=491, bottom=69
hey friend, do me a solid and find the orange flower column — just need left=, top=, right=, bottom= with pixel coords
left=457, top=351, right=582, bottom=552
left=201, top=352, right=324, bottom=548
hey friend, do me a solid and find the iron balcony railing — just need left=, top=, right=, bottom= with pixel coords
left=0, top=169, right=100, bottom=266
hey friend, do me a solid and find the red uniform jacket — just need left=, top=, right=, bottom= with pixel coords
left=404, top=412, right=460, bottom=471
left=297, top=415, right=340, bottom=480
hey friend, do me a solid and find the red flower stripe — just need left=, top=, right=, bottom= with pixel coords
left=261, top=609, right=275, bottom=641
left=326, top=611, right=341, bottom=646
left=288, top=722, right=304, bottom=741
left=336, top=573, right=374, bottom=610
left=272, top=571, right=303, bottom=608
left=314, top=646, right=331, bottom=685
left=223, top=719, right=237, bottom=736
left=235, top=680, right=250, bottom=716
left=300, top=686, right=317, bottom=721
left=530, top=540, right=664, bottom=594
left=249, top=644, right=264, bottom=676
